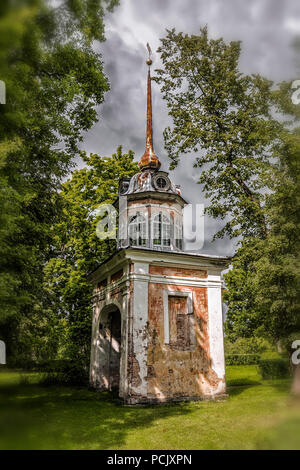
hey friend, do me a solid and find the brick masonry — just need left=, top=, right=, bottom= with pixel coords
left=89, top=250, right=228, bottom=404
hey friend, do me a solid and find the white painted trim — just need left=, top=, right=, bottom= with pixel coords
left=125, top=250, right=229, bottom=269
left=167, top=290, right=193, bottom=313
left=207, top=269, right=226, bottom=393
left=163, top=289, right=193, bottom=344
left=89, top=247, right=230, bottom=284
left=131, top=262, right=149, bottom=396
left=163, top=290, right=169, bottom=344
left=92, top=272, right=223, bottom=304
left=148, top=274, right=221, bottom=288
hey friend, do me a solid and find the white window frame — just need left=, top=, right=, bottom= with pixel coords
left=174, top=215, right=182, bottom=249
left=153, top=212, right=172, bottom=247
left=163, top=290, right=193, bottom=344
left=128, top=211, right=147, bottom=247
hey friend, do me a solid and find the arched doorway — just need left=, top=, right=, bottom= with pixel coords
left=97, top=306, right=122, bottom=391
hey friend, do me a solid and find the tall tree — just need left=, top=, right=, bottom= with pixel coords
left=225, top=129, right=300, bottom=392
left=44, top=147, right=138, bottom=374
left=0, top=0, right=118, bottom=362
left=155, top=27, right=280, bottom=239
left=156, top=28, right=300, bottom=392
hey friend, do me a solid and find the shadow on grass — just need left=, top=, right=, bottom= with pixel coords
left=227, top=383, right=262, bottom=398
left=0, top=379, right=194, bottom=450
left=227, top=377, right=291, bottom=399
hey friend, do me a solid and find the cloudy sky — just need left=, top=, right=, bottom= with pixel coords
left=80, top=0, right=300, bottom=256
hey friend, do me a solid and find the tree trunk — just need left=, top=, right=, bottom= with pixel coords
left=276, top=340, right=283, bottom=353
left=291, top=363, right=300, bottom=396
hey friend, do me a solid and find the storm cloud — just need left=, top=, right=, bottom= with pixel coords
left=80, top=0, right=300, bottom=256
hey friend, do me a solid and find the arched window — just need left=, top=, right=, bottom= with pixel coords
left=128, top=212, right=147, bottom=247
left=153, top=212, right=171, bottom=247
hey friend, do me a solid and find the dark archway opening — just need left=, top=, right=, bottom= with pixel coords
left=98, top=307, right=122, bottom=392
left=107, top=309, right=121, bottom=391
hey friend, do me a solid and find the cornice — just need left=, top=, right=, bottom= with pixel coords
left=88, top=247, right=231, bottom=284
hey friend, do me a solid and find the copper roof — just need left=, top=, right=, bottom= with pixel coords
left=138, top=59, right=161, bottom=171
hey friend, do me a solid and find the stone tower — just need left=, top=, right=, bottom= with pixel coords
left=89, top=49, right=230, bottom=404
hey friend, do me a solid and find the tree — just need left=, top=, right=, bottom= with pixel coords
left=224, top=129, right=300, bottom=391
left=44, top=147, right=138, bottom=375
left=155, top=27, right=280, bottom=239
left=156, top=28, right=300, bottom=393
left=223, top=239, right=262, bottom=341
left=0, top=0, right=119, bottom=362
left=253, top=131, right=300, bottom=392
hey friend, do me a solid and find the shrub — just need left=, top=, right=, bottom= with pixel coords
left=6, top=358, right=74, bottom=372
left=226, top=354, right=260, bottom=365
left=258, top=358, right=291, bottom=379
left=260, top=351, right=285, bottom=360
left=224, top=337, right=275, bottom=355
left=40, top=360, right=88, bottom=386
left=59, top=360, right=89, bottom=385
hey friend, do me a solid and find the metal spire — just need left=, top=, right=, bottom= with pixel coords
left=138, top=43, right=161, bottom=171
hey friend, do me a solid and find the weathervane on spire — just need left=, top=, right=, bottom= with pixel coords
left=146, top=42, right=153, bottom=66
left=138, top=43, right=161, bottom=171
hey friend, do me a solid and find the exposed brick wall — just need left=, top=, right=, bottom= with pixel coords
left=147, top=280, right=221, bottom=399
left=90, top=258, right=225, bottom=403
left=149, top=265, right=207, bottom=278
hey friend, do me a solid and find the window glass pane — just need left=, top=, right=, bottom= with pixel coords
left=129, top=212, right=147, bottom=247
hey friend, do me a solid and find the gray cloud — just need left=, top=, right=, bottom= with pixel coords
left=79, top=0, right=300, bottom=256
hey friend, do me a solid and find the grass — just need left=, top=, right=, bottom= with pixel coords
left=226, top=364, right=262, bottom=386
left=0, top=366, right=299, bottom=450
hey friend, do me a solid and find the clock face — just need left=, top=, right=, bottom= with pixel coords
left=152, top=173, right=171, bottom=191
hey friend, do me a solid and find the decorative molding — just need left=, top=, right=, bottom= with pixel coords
left=92, top=272, right=223, bottom=302
left=89, top=248, right=230, bottom=285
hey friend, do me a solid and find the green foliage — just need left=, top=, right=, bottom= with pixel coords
left=0, top=0, right=118, bottom=363
left=156, top=28, right=299, bottom=374
left=155, top=27, right=280, bottom=239
left=224, top=336, right=274, bottom=355
left=225, top=365, right=262, bottom=387
left=44, top=147, right=138, bottom=368
left=226, top=354, right=260, bottom=366
left=225, top=129, right=300, bottom=344
left=40, top=360, right=89, bottom=386
left=0, top=369, right=294, bottom=450
left=258, top=359, right=291, bottom=380
left=250, top=132, right=300, bottom=341
left=7, top=358, right=70, bottom=372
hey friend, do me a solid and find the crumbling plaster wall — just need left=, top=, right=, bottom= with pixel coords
left=90, top=258, right=226, bottom=404
left=147, top=279, right=224, bottom=400
left=127, top=263, right=226, bottom=403
left=126, top=263, right=149, bottom=401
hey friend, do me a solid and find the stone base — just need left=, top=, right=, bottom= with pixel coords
left=123, top=393, right=228, bottom=406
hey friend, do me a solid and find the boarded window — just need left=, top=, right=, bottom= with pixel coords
left=168, top=295, right=191, bottom=350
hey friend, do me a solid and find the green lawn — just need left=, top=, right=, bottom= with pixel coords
left=0, top=366, right=299, bottom=450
